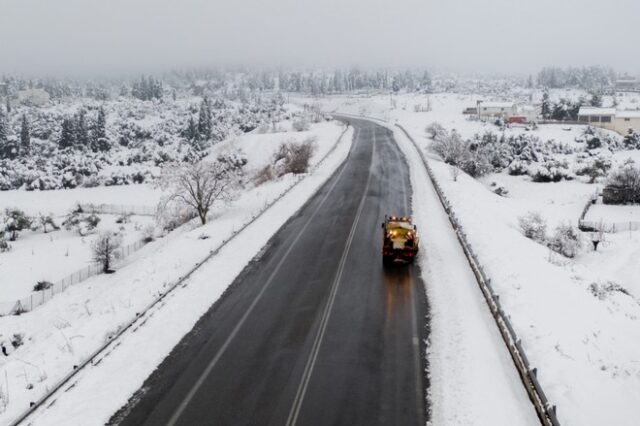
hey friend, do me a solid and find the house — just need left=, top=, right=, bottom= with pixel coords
left=578, top=107, right=617, bottom=131
left=578, top=107, right=640, bottom=134
left=616, top=78, right=640, bottom=92
left=615, top=110, right=640, bottom=134
left=477, top=101, right=517, bottom=118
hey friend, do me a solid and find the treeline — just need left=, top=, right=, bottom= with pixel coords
left=537, top=66, right=616, bottom=91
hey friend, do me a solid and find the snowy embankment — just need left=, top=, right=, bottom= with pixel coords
left=402, top=128, right=640, bottom=426
left=0, top=121, right=352, bottom=425
left=387, top=120, right=539, bottom=426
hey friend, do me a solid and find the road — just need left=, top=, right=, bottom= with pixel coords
left=111, top=118, right=429, bottom=426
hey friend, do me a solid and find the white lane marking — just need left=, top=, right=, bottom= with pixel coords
left=165, top=127, right=360, bottom=426
left=285, top=124, right=376, bottom=426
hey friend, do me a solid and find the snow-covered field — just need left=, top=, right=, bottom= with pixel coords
left=313, top=91, right=640, bottom=425
left=0, top=213, right=153, bottom=302
left=0, top=119, right=348, bottom=424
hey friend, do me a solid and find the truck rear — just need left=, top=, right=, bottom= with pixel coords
left=381, top=215, right=419, bottom=265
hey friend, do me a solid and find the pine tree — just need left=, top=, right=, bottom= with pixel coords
left=198, top=97, right=212, bottom=141
left=541, top=89, right=551, bottom=119
left=59, top=117, right=76, bottom=149
left=0, top=107, right=7, bottom=147
left=91, top=106, right=109, bottom=152
left=5, top=98, right=10, bottom=113
left=20, top=114, right=30, bottom=155
left=590, top=92, right=603, bottom=107
left=185, top=116, right=199, bottom=142
left=75, top=109, right=89, bottom=147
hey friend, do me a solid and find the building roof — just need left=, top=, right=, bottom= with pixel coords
left=616, top=110, right=640, bottom=118
left=480, top=102, right=515, bottom=108
left=578, top=107, right=616, bottom=116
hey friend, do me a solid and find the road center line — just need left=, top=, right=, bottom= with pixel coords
left=285, top=124, right=376, bottom=426
left=165, top=126, right=358, bottom=426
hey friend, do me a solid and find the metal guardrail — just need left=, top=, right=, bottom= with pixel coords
left=7, top=124, right=351, bottom=426
left=394, top=123, right=560, bottom=426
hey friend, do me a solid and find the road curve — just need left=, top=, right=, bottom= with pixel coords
left=110, top=119, right=429, bottom=426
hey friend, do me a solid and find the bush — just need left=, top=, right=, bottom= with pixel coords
left=530, top=159, right=573, bottom=182
left=63, top=207, right=101, bottom=236
left=292, top=116, right=310, bottom=132
left=575, top=156, right=611, bottom=183
left=141, top=225, right=155, bottom=243
left=508, top=160, right=528, bottom=176
left=253, top=164, right=275, bottom=186
left=518, top=212, right=547, bottom=243
left=92, top=231, right=123, bottom=273
left=33, top=280, right=53, bottom=291
left=275, top=138, right=316, bottom=176
left=548, top=223, right=582, bottom=258
left=0, top=234, right=10, bottom=252
left=3, top=209, right=33, bottom=241
left=425, top=122, right=448, bottom=141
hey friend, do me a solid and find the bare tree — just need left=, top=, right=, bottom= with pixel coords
left=92, top=231, right=123, bottom=273
left=157, top=158, right=243, bottom=225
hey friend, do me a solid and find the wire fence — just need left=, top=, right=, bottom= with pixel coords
left=0, top=240, right=148, bottom=316
left=395, top=123, right=561, bottom=426
left=579, top=220, right=640, bottom=233
left=78, top=203, right=156, bottom=216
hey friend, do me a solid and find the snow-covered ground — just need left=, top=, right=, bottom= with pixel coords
left=392, top=125, right=539, bottom=426
left=314, top=91, right=640, bottom=425
left=0, top=213, right=153, bottom=302
left=0, top=120, right=349, bottom=424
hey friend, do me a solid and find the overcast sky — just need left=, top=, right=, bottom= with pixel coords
left=1, top=0, right=639, bottom=76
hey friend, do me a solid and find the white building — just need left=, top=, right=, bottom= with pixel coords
left=477, top=101, right=517, bottom=118
left=578, top=107, right=640, bottom=135
left=615, top=110, right=640, bottom=134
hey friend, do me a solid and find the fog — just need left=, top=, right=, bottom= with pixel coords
left=1, top=0, right=639, bottom=76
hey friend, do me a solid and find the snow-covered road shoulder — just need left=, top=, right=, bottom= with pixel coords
left=377, top=118, right=539, bottom=426
left=0, top=124, right=353, bottom=426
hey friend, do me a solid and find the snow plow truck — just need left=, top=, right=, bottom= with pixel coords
left=381, top=215, right=419, bottom=265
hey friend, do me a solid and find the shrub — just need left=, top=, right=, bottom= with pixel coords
left=253, top=164, right=275, bottom=186
left=508, top=160, right=528, bottom=176
left=518, top=212, right=547, bottom=243
left=92, top=231, right=123, bottom=273
left=142, top=225, right=156, bottom=243
left=33, top=280, right=53, bottom=291
left=0, top=234, right=10, bottom=252
left=3, top=209, right=33, bottom=241
left=548, top=223, right=582, bottom=258
left=275, top=138, right=316, bottom=176
left=292, top=116, right=310, bottom=132
left=530, top=159, right=573, bottom=182
left=425, top=122, right=448, bottom=141
left=575, top=156, right=612, bottom=183
left=63, top=207, right=101, bottom=236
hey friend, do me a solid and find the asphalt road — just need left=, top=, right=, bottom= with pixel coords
left=111, top=118, right=429, bottom=426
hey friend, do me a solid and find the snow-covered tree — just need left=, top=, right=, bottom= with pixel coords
left=92, top=231, right=123, bottom=273
left=541, top=89, right=551, bottom=119
left=3, top=208, right=32, bottom=241
left=157, top=158, right=244, bottom=225
left=198, top=97, right=212, bottom=141
left=59, top=117, right=76, bottom=149
left=91, top=106, right=109, bottom=152
left=20, top=114, right=30, bottom=155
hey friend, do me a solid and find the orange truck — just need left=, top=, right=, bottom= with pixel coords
left=381, top=215, right=419, bottom=265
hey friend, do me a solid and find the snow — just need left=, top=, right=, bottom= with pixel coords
left=308, top=89, right=640, bottom=425
left=391, top=125, right=539, bottom=426
left=0, top=214, right=153, bottom=303
left=0, top=185, right=163, bottom=216
left=0, top=121, right=349, bottom=425
left=578, top=107, right=616, bottom=116
left=585, top=203, right=640, bottom=223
